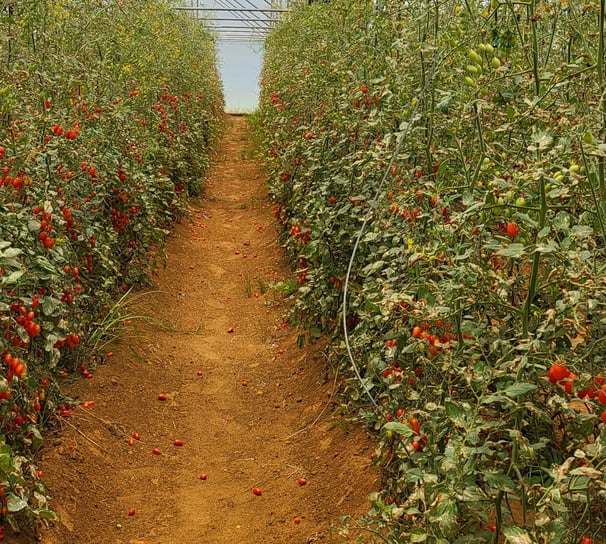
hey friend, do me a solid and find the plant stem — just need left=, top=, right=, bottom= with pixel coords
left=530, top=0, right=540, bottom=96
left=522, top=161, right=546, bottom=338
left=474, top=102, right=485, bottom=154
left=598, top=0, right=606, bottom=195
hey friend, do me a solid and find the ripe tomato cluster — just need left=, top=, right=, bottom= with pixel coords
left=3, top=354, right=26, bottom=381
left=290, top=221, right=312, bottom=245
left=411, top=321, right=457, bottom=357
left=548, top=362, right=606, bottom=423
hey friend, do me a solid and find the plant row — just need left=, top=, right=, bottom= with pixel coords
left=258, top=0, right=606, bottom=542
left=0, top=0, right=223, bottom=533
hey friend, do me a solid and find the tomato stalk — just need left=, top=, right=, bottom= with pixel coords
left=580, top=140, right=606, bottom=243
left=473, top=102, right=485, bottom=155
left=530, top=0, right=540, bottom=96
left=492, top=491, right=504, bottom=544
left=521, top=168, right=545, bottom=338
left=503, top=0, right=531, bottom=67
left=598, top=0, right=606, bottom=195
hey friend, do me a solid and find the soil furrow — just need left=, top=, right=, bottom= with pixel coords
left=24, top=115, right=377, bottom=544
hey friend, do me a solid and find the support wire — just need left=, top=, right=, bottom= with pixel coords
left=341, top=50, right=441, bottom=412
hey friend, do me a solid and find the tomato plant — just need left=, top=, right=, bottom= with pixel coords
left=258, top=0, right=606, bottom=542
left=0, top=0, right=223, bottom=533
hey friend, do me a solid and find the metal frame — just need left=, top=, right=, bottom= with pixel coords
left=174, top=1, right=290, bottom=42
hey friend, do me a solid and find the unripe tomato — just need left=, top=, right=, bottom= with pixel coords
left=468, top=49, right=482, bottom=64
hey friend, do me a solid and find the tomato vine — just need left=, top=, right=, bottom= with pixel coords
left=0, top=0, right=223, bottom=534
left=258, top=0, right=606, bottom=542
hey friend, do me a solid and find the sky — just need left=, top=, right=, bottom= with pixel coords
left=179, top=0, right=285, bottom=112
left=216, top=41, right=264, bottom=113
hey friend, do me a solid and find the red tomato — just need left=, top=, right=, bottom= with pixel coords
left=252, top=487, right=262, bottom=496
left=547, top=363, right=570, bottom=383
left=409, top=418, right=421, bottom=434
left=506, top=221, right=519, bottom=238
left=173, top=439, right=184, bottom=446
left=296, top=478, right=307, bottom=486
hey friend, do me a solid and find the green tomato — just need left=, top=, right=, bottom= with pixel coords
left=464, top=76, right=475, bottom=87
left=491, top=57, right=501, bottom=69
left=468, top=49, right=482, bottom=64
left=515, top=196, right=526, bottom=207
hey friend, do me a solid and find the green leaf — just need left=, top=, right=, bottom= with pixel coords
left=496, top=244, right=525, bottom=258
left=383, top=422, right=412, bottom=435
left=1, top=247, right=22, bottom=259
left=531, top=241, right=557, bottom=254
left=503, top=525, right=533, bottom=544
left=7, top=495, right=28, bottom=513
left=481, top=394, right=514, bottom=407
left=484, top=472, right=516, bottom=492
left=0, top=270, right=25, bottom=286
left=410, top=529, right=428, bottom=542
left=570, top=225, right=594, bottom=239
left=504, top=383, right=537, bottom=397
left=37, top=509, right=59, bottom=520
left=445, top=401, right=465, bottom=425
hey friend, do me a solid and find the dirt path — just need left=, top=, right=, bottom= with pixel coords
left=24, top=116, right=378, bottom=544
